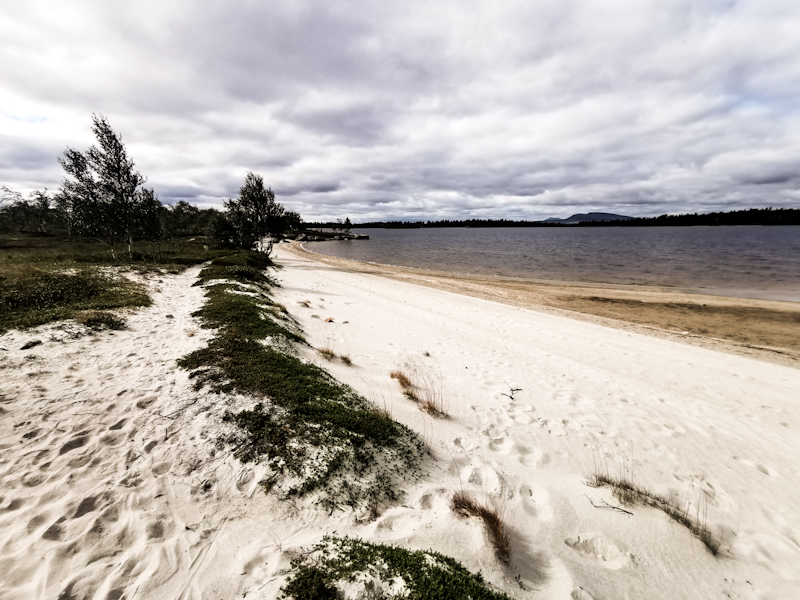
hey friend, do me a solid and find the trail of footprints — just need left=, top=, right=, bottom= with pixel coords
left=0, top=266, right=260, bottom=600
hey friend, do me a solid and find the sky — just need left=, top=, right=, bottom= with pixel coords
left=1, top=0, right=799, bottom=222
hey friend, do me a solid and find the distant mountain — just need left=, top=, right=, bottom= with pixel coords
left=542, top=212, right=634, bottom=223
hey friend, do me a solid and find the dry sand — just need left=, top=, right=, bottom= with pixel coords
left=1, top=246, right=799, bottom=599
left=287, top=241, right=800, bottom=368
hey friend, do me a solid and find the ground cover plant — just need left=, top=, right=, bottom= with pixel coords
left=0, top=264, right=149, bottom=333
left=178, top=251, right=426, bottom=510
left=0, top=233, right=227, bottom=333
left=450, top=491, right=511, bottom=563
left=280, top=536, right=513, bottom=600
left=588, top=470, right=722, bottom=555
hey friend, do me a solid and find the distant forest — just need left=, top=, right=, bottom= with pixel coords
left=308, top=207, right=800, bottom=229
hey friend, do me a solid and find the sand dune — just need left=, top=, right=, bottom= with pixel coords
left=1, top=248, right=799, bottom=599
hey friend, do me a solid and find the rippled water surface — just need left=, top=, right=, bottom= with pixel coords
left=308, top=227, right=800, bottom=302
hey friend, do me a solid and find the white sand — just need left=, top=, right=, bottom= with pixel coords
left=1, top=249, right=799, bottom=599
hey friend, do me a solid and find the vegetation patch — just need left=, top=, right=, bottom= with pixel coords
left=75, top=310, right=128, bottom=331
left=391, top=361, right=449, bottom=418
left=451, top=492, right=511, bottom=563
left=0, top=266, right=149, bottom=333
left=588, top=471, right=722, bottom=555
left=280, top=536, right=512, bottom=600
left=179, top=251, right=426, bottom=509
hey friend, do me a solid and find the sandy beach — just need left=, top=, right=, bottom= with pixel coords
left=1, top=245, right=799, bottom=599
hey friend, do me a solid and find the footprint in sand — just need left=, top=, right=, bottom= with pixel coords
left=135, top=394, right=158, bottom=409
left=451, top=437, right=476, bottom=453
left=565, top=535, right=632, bottom=569
left=520, top=483, right=554, bottom=520
left=152, top=462, right=172, bottom=476
left=756, top=464, right=779, bottom=477
left=236, top=468, right=254, bottom=492
left=59, top=434, right=89, bottom=455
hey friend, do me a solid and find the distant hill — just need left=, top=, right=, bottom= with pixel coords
left=542, top=212, right=633, bottom=223
left=308, top=208, right=799, bottom=229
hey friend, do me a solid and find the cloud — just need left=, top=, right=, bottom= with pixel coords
left=1, top=0, right=799, bottom=220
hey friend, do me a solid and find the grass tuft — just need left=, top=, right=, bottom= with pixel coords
left=280, top=536, right=512, bottom=600
left=450, top=491, right=511, bottom=563
left=390, top=370, right=412, bottom=389
left=318, top=347, right=336, bottom=361
left=588, top=470, right=722, bottom=555
left=340, top=354, right=352, bottom=366
left=391, top=361, right=449, bottom=418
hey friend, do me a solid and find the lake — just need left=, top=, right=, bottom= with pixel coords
left=307, top=226, right=800, bottom=302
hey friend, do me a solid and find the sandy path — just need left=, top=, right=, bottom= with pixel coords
left=0, top=267, right=323, bottom=600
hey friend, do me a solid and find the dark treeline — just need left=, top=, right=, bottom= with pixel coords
left=307, top=207, right=800, bottom=229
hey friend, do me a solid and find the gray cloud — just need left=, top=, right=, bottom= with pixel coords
left=1, top=0, right=799, bottom=221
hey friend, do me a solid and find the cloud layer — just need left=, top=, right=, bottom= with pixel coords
left=2, top=0, right=799, bottom=220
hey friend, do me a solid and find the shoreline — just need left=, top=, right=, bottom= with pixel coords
left=287, top=241, right=800, bottom=368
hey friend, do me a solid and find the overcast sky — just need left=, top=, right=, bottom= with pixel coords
left=2, top=0, right=799, bottom=221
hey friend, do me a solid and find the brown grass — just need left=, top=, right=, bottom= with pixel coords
left=450, top=491, right=510, bottom=562
left=340, top=354, right=352, bottom=365
left=588, top=471, right=721, bottom=555
left=390, top=362, right=449, bottom=418
left=318, top=348, right=336, bottom=361
left=390, top=370, right=412, bottom=389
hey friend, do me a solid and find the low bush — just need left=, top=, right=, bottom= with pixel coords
left=0, top=267, right=149, bottom=333
left=281, top=536, right=512, bottom=600
left=75, top=310, right=128, bottom=330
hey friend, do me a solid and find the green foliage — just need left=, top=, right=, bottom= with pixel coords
left=281, top=537, right=513, bottom=600
left=76, top=310, right=128, bottom=330
left=0, top=233, right=226, bottom=333
left=178, top=251, right=425, bottom=507
left=219, top=172, right=285, bottom=250
left=0, top=267, right=149, bottom=333
left=58, top=114, right=160, bottom=257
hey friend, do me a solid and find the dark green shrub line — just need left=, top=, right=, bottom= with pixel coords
left=179, top=251, right=426, bottom=509
left=280, top=536, right=513, bottom=600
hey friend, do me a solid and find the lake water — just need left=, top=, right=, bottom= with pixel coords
left=307, top=226, right=800, bottom=302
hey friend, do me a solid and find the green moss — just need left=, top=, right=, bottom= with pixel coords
left=281, top=537, right=513, bottom=600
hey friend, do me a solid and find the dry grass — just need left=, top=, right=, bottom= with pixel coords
left=588, top=470, right=722, bottom=555
left=390, top=361, right=449, bottom=418
left=450, top=491, right=510, bottom=562
left=340, top=354, right=352, bottom=366
left=390, top=370, right=412, bottom=389
left=318, top=347, right=336, bottom=361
